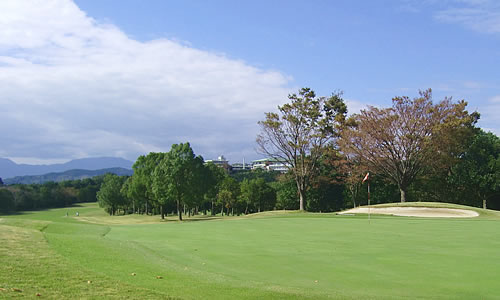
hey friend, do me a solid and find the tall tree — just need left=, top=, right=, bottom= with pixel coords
left=340, top=89, right=479, bottom=202
left=131, top=152, right=166, bottom=214
left=257, top=87, right=347, bottom=210
left=97, top=174, right=127, bottom=215
left=152, top=143, right=206, bottom=220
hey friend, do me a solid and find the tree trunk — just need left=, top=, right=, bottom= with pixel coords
left=298, top=188, right=305, bottom=210
left=296, top=177, right=306, bottom=211
left=400, top=188, right=406, bottom=203
left=483, top=199, right=487, bottom=209
left=177, top=200, right=182, bottom=221
left=161, top=205, right=165, bottom=219
left=211, top=201, right=215, bottom=216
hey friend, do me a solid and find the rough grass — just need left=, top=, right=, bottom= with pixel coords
left=2, top=202, right=500, bottom=299
left=0, top=223, right=173, bottom=299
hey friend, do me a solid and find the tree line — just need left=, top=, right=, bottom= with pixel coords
left=97, top=143, right=284, bottom=220
left=2, top=87, right=498, bottom=216
left=0, top=177, right=103, bottom=213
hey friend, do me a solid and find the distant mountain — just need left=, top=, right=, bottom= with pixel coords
left=4, top=167, right=133, bottom=185
left=0, top=157, right=134, bottom=179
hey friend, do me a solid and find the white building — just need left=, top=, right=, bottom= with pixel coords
left=251, top=158, right=290, bottom=173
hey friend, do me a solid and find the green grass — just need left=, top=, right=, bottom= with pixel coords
left=2, top=202, right=500, bottom=299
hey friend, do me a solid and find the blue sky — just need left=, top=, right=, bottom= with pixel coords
left=1, top=0, right=499, bottom=164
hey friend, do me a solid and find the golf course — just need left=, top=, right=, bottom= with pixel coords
left=1, top=202, right=500, bottom=299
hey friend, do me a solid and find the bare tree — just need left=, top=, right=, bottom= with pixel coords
left=257, top=87, right=347, bottom=210
left=340, top=89, right=478, bottom=202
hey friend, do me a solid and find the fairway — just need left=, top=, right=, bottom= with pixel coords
left=2, top=203, right=500, bottom=299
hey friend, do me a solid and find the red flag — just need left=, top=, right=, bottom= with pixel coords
left=362, top=172, right=370, bottom=183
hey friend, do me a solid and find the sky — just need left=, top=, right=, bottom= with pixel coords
left=1, top=0, right=499, bottom=165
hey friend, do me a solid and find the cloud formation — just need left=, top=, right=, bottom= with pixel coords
left=403, top=0, right=500, bottom=34
left=435, top=0, right=500, bottom=34
left=0, top=0, right=292, bottom=163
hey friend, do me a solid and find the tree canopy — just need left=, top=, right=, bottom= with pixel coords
left=340, top=89, right=479, bottom=202
left=257, top=87, right=347, bottom=210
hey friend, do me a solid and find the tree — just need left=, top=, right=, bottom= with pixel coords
left=131, top=152, right=166, bottom=214
left=273, top=175, right=299, bottom=210
left=307, top=148, right=346, bottom=212
left=0, top=188, right=15, bottom=213
left=257, top=87, right=347, bottom=210
left=204, top=163, right=226, bottom=215
left=0, top=177, right=4, bottom=186
left=97, top=174, right=127, bottom=215
left=340, top=89, right=479, bottom=202
left=449, top=130, right=500, bottom=209
left=152, top=143, right=206, bottom=220
left=216, top=176, right=240, bottom=215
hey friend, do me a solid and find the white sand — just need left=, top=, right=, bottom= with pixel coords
left=338, top=206, right=479, bottom=218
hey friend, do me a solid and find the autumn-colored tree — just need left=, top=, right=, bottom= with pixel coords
left=257, top=87, right=347, bottom=210
left=340, top=89, right=478, bottom=203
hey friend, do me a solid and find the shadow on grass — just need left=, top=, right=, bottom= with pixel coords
left=158, top=215, right=225, bottom=223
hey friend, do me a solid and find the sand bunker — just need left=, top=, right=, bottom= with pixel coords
left=339, top=206, right=479, bottom=218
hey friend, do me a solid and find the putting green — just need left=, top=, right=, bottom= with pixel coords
left=1, top=203, right=500, bottom=299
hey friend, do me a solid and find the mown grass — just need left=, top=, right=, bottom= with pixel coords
left=2, top=202, right=500, bottom=299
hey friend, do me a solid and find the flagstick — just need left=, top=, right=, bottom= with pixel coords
left=368, top=181, right=371, bottom=223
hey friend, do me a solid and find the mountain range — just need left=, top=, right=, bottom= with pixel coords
left=3, top=167, right=133, bottom=185
left=0, top=157, right=134, bottom=179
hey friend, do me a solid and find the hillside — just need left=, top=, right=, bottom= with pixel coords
left=0, top=157, right=133, bottom=179
left=3, top=167, right=133, bottom=184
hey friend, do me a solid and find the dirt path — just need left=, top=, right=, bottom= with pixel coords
left=338, top=207, right=479, bottom=218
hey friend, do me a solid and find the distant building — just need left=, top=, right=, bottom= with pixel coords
left=231, top=161, right=252, bottom=172
left=205, top=155, right=231, bottom=172
left=251, top=158, right=290, bottom=173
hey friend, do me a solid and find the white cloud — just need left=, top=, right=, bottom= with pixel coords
left=399, top=1, right=500, bottom=34
left=434, top=0, right=500, bottom=34
left=0, top=0, right=292, bottom=163
left=345, top=99, right=370, bottom=116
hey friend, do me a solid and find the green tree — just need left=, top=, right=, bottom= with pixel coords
left=204, top=163, right=227, bottom=215
left=257, top=87, right=347, bottom=210
left=273, top=175, right=299, bottom=210
left=0, top=188, right=15, bottom=213
left=217, top=176, right=240, bottom=215
left=306, top=148, right=346, bottom=212
left=449, top=130, right=500, bottom=209
left=131, top=152, right=166, bottom=214
left=240, top=178, right=276, bottom=213
left=97, top=174, right=127, bottom=215
left=152, top=143, right=206, bottom=220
